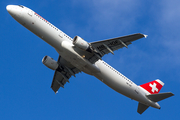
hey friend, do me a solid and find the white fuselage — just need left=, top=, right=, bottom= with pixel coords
left=7, top=5, right=160, bottom=109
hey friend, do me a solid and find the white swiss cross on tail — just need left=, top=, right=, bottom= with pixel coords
left=139, top=79, right=164, bottom=94
left=149, top=83, right=158, bottom=93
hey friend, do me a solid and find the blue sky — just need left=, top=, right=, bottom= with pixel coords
left=1, top=0, right=179, bottom=119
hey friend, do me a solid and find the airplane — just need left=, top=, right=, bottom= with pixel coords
left=6, top=5, right=174, bottom=114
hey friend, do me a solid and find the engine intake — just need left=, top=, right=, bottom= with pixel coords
left=42, top=56, right=58, bottom=70
left=73, top=36, right=91, bottom=51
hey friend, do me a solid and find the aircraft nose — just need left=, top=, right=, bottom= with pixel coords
left=6, top=5, right=21, bottom=17
left=6, top=5, right=13, bottom=12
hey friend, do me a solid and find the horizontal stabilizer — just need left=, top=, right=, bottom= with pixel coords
left=137, top=102, right=149, bottom=114
left=146, top=92, right=174, bottom=102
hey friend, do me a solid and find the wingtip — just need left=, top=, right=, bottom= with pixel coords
left=144, top=34, right=148, bottom=38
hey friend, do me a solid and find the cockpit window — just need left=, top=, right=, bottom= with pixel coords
left=18, top=5, right=24, bottom=8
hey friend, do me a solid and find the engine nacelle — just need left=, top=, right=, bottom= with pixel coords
left=42, top=56, right=58, bottom=70
left=73, top=36, right=90, bottom=51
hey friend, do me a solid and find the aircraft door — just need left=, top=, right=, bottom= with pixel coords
left=135, top=86, right=139, bottom=94
left=28, top=10, right=33, bottom=17
left=58, top=31, right=63, bottom=38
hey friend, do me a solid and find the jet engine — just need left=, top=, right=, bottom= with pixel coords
left=42, top=56, right=58, bottom=70
left=73, top=36, right=91, bottom=51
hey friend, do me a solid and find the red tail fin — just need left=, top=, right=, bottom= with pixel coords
left=139, top=79, right=164, bottom=94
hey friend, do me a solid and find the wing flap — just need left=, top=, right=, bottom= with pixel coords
left=51, top=56, right=81, bottom=93
left=51, top=74, right=61, bottom=93
left=51, top=71, right=66, bottom=93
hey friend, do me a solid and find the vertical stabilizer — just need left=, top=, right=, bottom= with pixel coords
left=139, top=79, right=164, bottom=94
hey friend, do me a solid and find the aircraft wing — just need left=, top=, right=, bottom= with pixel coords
left=51, top=56, right=81, bottom=93
left=90, top=33, right=146, bottom=57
